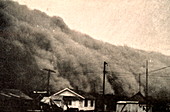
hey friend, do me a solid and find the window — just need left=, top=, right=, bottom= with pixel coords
left=90, top=100, right=94, bottom=107
left=84, top=99, right=88, bottom=107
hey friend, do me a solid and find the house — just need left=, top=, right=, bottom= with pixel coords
left=52, top=88, right=95, bottom=111
left=116, top=92, right=152, bottom=112
left=0, top=89, right=33, bottom=112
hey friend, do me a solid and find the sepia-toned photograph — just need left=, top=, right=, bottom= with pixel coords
left=0, top=0, right=170, bottom=112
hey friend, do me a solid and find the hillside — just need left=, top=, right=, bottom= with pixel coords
left=1, top=0, right=170, bottom=100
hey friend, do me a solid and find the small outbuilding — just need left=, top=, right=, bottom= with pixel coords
left=116, top=92, right=152, bottom=112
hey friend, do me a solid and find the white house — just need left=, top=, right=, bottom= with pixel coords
left=52, top=88, right=95, bottom=111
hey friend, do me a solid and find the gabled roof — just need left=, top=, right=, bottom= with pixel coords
left=73, top=90, right=95, bottom=99
left=129, top=92, right=146, bottom=103
left=53, top=88, right=85, bottom=99
left=0, top=89, right=33, bottom=100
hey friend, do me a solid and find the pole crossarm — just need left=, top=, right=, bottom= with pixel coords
left=42, top=68, right=56, bottom=73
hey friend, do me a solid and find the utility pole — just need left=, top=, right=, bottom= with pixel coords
left=143, top=61, right=170, bottom=112
left=92, top=82, right=96, bottom=93
left=103, top=61, right=108, bottom=112
left=139, top=73, right=141, bottom=92
left=146, top=60, right=149, bottom=112
left=42, top=68, right=56, bottom=95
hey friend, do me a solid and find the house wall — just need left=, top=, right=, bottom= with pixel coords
left=67, top=100, right=80, bottom=108
left=67, top=100, right=95, bottom=111
left=116, top=103, right=152, bottom=112
left=80, top=100, right=95, bottom=111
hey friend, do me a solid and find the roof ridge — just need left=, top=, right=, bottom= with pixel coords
left=53, top=88, right=85, bottom=99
